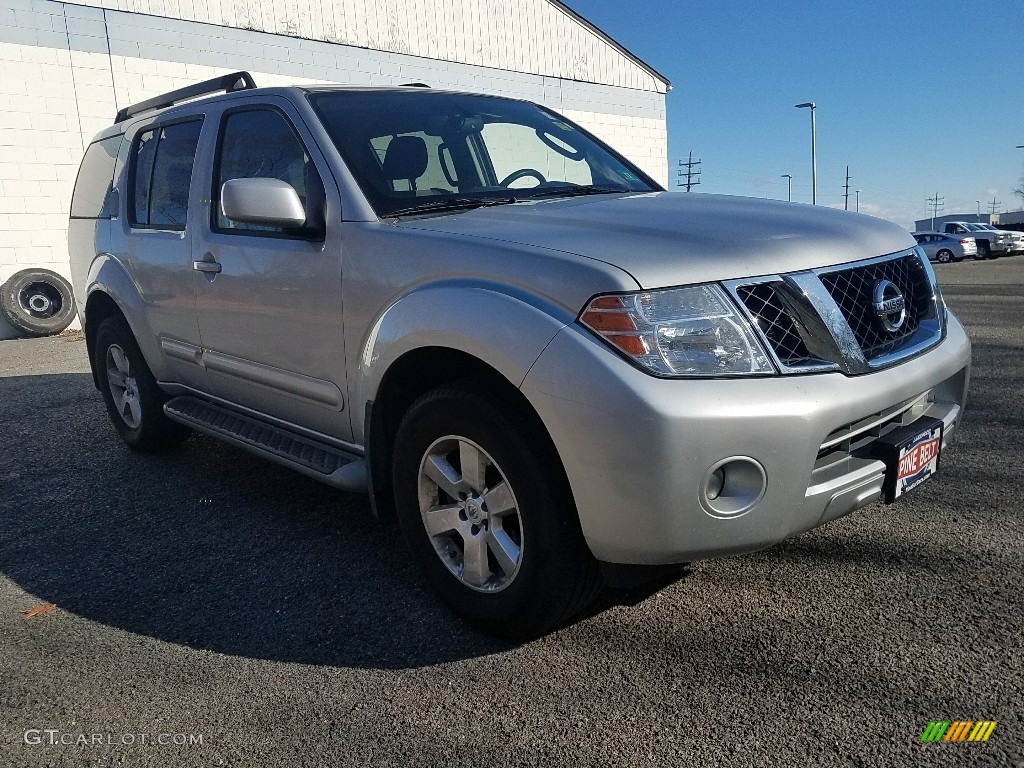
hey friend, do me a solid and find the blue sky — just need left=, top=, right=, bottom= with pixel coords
left=562, top=0, right=1024, bottom=228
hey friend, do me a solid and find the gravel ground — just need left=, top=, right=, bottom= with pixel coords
left=0, top=258, right=1021, bottom=768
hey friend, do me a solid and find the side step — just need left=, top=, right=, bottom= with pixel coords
left=164, top=396, right=367, bottom=493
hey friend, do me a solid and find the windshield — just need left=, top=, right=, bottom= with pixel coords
left=309, top=90, right=657, bottom=217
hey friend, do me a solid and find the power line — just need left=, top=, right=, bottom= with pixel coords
left=926, top=191, right=944, bottom=230
left=988, top=197, right=1001, bottom=215
left=676, top=151, right=702, bottom=192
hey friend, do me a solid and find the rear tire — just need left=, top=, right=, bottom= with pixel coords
left=392, top=382, right=602, bottom=639
left=0, top=268, right=76, bottom=336
left=94, top=315, right=190, bottom=452
left=935, top=249, right=954, bottom=264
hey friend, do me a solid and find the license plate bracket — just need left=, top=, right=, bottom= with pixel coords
left=873, top=417, right=944, bottom=503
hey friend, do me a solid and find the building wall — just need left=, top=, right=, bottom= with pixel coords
left=913, top=213, right=992, bottom=231
left=0, top=0, right=668, bottom=337
left=74, top=0, right=669, bottom=93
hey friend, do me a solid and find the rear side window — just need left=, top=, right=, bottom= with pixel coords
left=130, top=119, right=203, bottom=230
left=70, top=135, right=122, bottom=218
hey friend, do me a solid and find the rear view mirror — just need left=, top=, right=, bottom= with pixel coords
left=221, top=178, right=306, bottom=227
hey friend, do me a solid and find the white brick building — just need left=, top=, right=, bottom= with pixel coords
left=0, top=0, right=669, bottom=337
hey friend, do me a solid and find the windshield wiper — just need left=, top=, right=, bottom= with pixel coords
left=528, top=185, right=631, bottom=200
left=388, top=196, right=519, bottom=217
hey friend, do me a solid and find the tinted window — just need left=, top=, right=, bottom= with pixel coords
left=214, top=108, right=322, bottom=235
left=370, top=132, right=457, bottom=193
left=130, top=119, right=202, bottom=230
left=309, top=91, right=655, bottom=217
left=132, top=129, right=157, bottom=224
left=70, top=135, right=122, bottom=218
left=482, top=122, right=593, bottom=188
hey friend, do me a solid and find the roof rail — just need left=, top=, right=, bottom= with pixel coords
left=114, top=71, right=257, bottom=124
left=400, top=82, right=430, bottom=88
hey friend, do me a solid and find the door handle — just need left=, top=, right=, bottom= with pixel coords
left=193, top=259, right=222, bottom=274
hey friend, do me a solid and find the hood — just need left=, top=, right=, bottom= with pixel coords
left=395, top=192, right=916, bottom=289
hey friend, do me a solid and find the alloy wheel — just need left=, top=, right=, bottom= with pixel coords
left=105, top=344, right=142, bottom=429
left=417, top=436, right=524, bottom=592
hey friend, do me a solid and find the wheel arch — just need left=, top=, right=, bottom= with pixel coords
left=354, top=284, right=573, bottom=519
left=83, top=254, right=162, bottom=387
left=366, top=345, right=570, bottom=523
left=83, top=289, right=128, bottom=389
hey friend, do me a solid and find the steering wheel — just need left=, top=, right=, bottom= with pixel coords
left=499, top=168, right=546, bottom=188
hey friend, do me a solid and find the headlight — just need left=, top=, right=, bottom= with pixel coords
left=579, top=284, right=775, bottom=376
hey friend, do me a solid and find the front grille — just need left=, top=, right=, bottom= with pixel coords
left=819, top=254, right=931, bottom=359
left=735, top=283, right=813, bottom=366
left=728, top=250, right=941, bottom=375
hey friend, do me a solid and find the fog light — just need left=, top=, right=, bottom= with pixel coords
left=700, top=457, right=767, bottom=519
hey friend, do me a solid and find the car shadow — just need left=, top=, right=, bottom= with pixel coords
left=0, top=372, right=513, bottom=669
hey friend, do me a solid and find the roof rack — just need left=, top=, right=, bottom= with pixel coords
left=400, top=82, right=430, bottom=88
left=114, top=71, right=257, bottom=124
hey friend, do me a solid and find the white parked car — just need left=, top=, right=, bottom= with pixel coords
left=940, top=222, right=1011, bottom=258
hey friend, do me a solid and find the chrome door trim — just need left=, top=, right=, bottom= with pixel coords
left=201, top=350, right=345, bottom=410
left=158, top=339, right=345, bottom=411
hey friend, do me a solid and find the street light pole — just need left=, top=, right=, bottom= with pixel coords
left=795, top=102, right=817, bottom=204
left=781, top=174, right=792, bottom=202
left=976, top=200, right=981, bottom=221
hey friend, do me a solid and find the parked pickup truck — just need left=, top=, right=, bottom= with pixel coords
left=1009, top=231, right=1024, bottom=255
left=984, top=226, right=1024, bottom=255
left=68, top=73, right=972, bottom=638
left=940, top=222, right=1012, bottom=258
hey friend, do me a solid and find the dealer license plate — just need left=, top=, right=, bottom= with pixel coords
left=874, top=418, right=944, bottom=503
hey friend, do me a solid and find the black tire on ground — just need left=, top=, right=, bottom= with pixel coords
left=0, top=268, right=77, bottom=336
left=976, top=242, right=991, bottom=260
left=935, top=249, right=954, bottom=264
left=392, top=382, right=602, bottom=640
left=93, top=315, right=190, bottom=452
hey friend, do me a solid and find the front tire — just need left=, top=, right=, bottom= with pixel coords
left=392, top=383, right=601, bottom=639
left=93, top=315, right=190, bottom=452
left=976, top=242, right=991, bottom=260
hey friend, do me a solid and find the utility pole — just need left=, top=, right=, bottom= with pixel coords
left=926, top=191, right=944, bottom=230
left=855, top=190, right=860, bottom=213
left=976, top=201, right=981, bottom=221
left=843, top=165, right=852, bottom=210
left=988, top=197, right=1001, bottom=215
left=781, top=174, right=792, bottom=202
left=676, top=151, right=702, bottom=192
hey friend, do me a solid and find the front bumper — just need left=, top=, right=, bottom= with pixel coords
left=520, top=313, right=971, bottom=564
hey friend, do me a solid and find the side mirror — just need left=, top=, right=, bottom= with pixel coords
left=220, top=178, right=306, bottom=227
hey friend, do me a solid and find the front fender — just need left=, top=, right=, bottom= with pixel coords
left=86, top=254, right=166, bottom=380
left=353, top=282, right=570, bottom=444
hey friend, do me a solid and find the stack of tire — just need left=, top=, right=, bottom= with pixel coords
left=0, top=268, right=77, bottom=337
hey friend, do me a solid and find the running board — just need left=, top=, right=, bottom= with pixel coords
left=164, top=396, right=367, bottom=493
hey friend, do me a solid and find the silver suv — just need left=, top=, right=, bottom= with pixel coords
left=69, top=73, right=971, bottom=638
